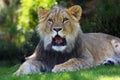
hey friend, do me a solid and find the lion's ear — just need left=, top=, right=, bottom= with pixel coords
left=67, top=5, right=82, bottom=20
left=38, top=7, right=49, bottom=19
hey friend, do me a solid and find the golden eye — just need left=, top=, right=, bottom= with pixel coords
left=63, top=18, right=69, bottom=24
left=48, top=18, right=53, bottom=24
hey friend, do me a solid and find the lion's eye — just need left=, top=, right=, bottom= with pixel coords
left=63, top=18, right=69, bottom=24
left=48, top=18, right=53, bottom=24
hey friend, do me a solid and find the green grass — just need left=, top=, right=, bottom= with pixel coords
left=0, top=64, right=120, bottom=80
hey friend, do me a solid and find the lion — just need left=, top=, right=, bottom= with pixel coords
left=14, top=5, right=120, bottom=75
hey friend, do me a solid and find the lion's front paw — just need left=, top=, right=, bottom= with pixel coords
left=14, top=60, right=43, bottom=76
left=52, top=64, right=66, bottom=72
left=52, top=64, right=77, bottom=72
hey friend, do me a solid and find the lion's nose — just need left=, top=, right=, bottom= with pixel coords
left=53, top=28, right=62, bottom=32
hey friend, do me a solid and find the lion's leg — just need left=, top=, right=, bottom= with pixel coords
left=14, top=60, right=45, bottom=76
left=52, top=58, right=94, bottom=72
left=111, top=39, right=120, bottom=54
left=111, top=39, right=120, bottom=63
left=52, top=48, right=95, bottom=72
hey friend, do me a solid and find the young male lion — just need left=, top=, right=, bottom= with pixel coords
left=14, top=5, right=120, bottom=75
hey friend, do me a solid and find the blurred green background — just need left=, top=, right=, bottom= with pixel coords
left=0, top=0, right=120, bottom=66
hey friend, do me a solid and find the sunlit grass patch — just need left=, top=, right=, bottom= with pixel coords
left=0, top=64, right=120, bottom=80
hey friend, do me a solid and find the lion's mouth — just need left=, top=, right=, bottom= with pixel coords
left=52, top=35, right=66, bottom=46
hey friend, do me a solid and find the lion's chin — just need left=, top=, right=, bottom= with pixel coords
left=52, top=46, right=67, bottom=52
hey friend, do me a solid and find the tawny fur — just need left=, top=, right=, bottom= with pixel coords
left=14, top=5, right=120, bottom=75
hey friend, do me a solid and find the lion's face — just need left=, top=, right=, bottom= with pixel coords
left=37, top=5, right=82, bottom=52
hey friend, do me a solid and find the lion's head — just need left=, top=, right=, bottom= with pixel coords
left=37, top=5, right=82, bottom=52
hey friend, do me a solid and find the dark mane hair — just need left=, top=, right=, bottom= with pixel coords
left=34, top=35, right=82, bottom=69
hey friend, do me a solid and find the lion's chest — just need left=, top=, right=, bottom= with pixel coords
left=40, top=52, right=73, bottom=69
